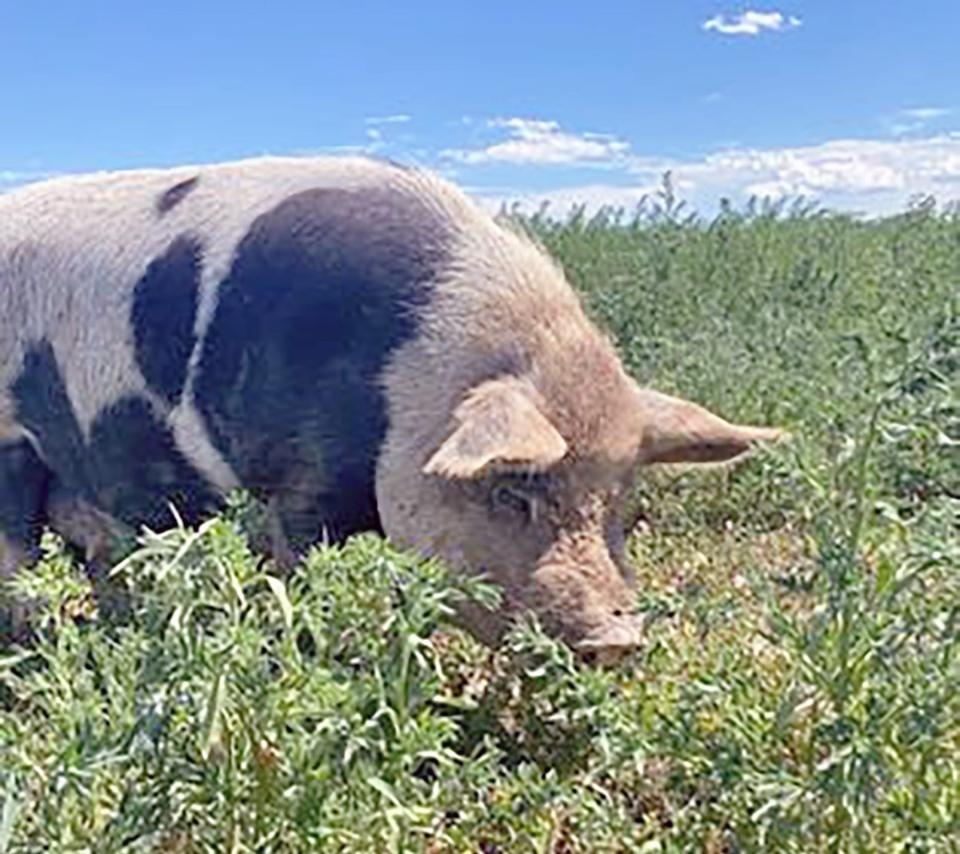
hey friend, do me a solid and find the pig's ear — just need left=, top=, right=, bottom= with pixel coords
left=423, top=379, right=568, bottom=479
left=635, top=388, right=783, bottom=465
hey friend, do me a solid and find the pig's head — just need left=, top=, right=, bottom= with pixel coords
left=381, top=365, right=781, bottom=664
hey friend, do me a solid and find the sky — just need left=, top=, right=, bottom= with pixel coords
left=3, top=1, right=960, bottom=217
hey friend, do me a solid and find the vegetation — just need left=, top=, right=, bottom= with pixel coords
left=2, top=189, right=958, bottom=851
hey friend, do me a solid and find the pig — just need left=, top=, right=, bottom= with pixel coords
left=0, top=156, right=780, bottom=657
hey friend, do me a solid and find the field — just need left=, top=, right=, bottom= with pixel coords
left=1, top=189, right=958, bottom=852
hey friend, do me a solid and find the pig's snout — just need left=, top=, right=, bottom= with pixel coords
left=575, top=613, right=645, bottom=666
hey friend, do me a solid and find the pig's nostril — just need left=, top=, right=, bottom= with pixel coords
left=611, top=609, right=624, bottom=617
left=577, top=643, right=630, bottom=667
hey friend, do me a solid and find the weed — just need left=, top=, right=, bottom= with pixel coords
left=1, top=197, right=957, bottom=852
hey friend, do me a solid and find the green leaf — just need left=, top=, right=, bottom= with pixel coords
left=367, top=776, right=404, bottom=809
left=0, top=778, right=20, bottom=854
left=264, top=574, right=294, bottom=630
left=201, top=666, right=227, bottom=762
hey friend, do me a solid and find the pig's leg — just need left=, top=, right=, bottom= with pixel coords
left=45, top=484, right=133, bottom=623
left=0, top=439, right=50, bottom=640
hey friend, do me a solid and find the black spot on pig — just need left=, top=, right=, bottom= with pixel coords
left=156, top=175, right=199, bottom=215
left=132, top=233, right=202, bottom=406
left=194, top=184, right=453, bottom=548
left=11, top=340, right=218, bottom=534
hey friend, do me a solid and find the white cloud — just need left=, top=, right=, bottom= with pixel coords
left=365, top=114, right=411, bottom=125
left=491, top=134, right=960, bottom=217
left=697, top=140, right=908, bottom=196
left=443, top=114, right=960, bottom=216
left=344, top=114, right=414, bottom=154
left=886, top=107, right=951, bottom=137
left=443, top=117, right=630, bottom=166
left=901, top=107, right=950, bottom=121
left=703, top=10, right=801, bottom=36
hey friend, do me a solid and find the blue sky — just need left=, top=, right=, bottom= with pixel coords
left=4, top=2, right=960, bottom=215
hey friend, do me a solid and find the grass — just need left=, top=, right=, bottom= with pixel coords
left=1, top=189, right=958, bottom=851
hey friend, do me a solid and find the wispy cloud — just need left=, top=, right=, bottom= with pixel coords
left=490, top=134, right=960, bottom=217
left=437, top=112, right=960, bottom=215
left=701, top=141, right=907, bottom=197
left=365, top=114, right=412, bottom=125
left=703, top=10, right=801, bottom=36
left=443, top=118, right=630, bottom=166
left=901, top=107, right=950, bottom=121
left=886, top=106, right=952, bottom=136
left=320, top=114, right=413, bottom=155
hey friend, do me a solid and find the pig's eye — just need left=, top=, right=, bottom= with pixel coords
left=487, top=472, right=550, bottom=522
left=490, top=483, right=537, bottom=521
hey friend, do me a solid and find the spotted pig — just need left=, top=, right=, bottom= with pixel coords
left=0, top=156, right=781, bottom=658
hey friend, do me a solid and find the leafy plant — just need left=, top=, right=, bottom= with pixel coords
left=1, top=196, right=957, bottom=852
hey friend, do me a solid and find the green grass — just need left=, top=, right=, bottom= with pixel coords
left=2, top=194, right=958, bottom=852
